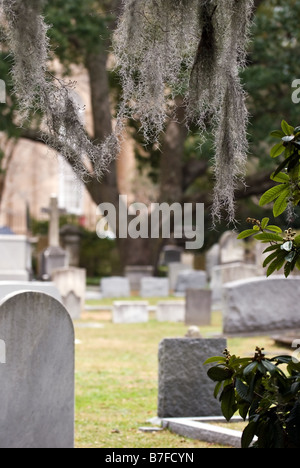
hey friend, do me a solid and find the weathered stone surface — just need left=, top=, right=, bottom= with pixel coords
left=0, top=235, right=31, bottom=281
left=0, top=281, right=62, bottom=304
left=101, top=277, right=130, bottom=298
left=158, top=338, right=227, bottom=418
left=0, top=292, right=74, bottom=448
left=52, top=267, right=86, bottom=319
left=140, top=278, right=169, bottom=298
left=156, top=302, right=185, bottom=322
left=168, top=263, right=192, bottom=291
left=223, top=276, right=300, bottom=335
left=185, top=289, right=212, bottom=326
left=219, top=231, right=245, bottom=264
left=113, top=301, right=149, bottom=324
left=211, top=262, right=259, bottom=302
left=125, top=266, right=154, bottom=292
left=175, top=271, right=207, bottom=294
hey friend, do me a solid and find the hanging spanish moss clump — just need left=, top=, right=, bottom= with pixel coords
left=210, top=0, right=253, bottom=224
left=0, top=0, right=112, bottom=179
left=113, top=0, right=200, bottom=143
left=114, top=0, right=255, bottom=223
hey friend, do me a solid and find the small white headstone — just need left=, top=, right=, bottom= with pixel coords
left=113, top=301, right=149, bottom=324
left=140, top=278, right=169, bottom=297
left=101, top=277, right=130, bottom=298
left=156, top=302, right=185, bottom=322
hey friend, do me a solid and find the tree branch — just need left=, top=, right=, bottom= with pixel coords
left=182, top=159, right=209, bottom=191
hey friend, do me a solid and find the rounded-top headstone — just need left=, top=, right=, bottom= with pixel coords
left=0, top=291, right=75, bottom=449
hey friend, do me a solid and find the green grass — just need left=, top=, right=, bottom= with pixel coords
left=74, top=307, right=289, bottom=449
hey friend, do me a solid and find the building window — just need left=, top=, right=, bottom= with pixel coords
left=58, top=155, right=84, bottom=216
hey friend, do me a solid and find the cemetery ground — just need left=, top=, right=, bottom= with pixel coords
left=74, top=300, right=288, bottom=449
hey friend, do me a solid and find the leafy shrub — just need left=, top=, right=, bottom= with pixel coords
left=205, top=349, right=300, bottom=448
left=238, top=121, right=300, bottom=277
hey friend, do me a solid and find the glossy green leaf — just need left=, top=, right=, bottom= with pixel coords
left=204, top=356, right=226, bottom=365
left=261, top=218, right=270, bottom=229
left=259, top=184, right=288, bottom=206
left=237, top=229, right=256, bottom=240
left=273, top=189, right=290, bottom=217
left=207, top=366, right=233, bottom=382
left=221, top=386, right=236, bottom=422
left=242, top=422, right=257, bottom=449
left=267, top=256, right=286, bottom=276
left=244, top=362, right=258, bottom=376
left=266, top=225, right=283, bottom=233
left=254, top=233, right=283, bottom=242
left=281, top=120, right=294, bottom=135
left=263, top=250, right=282, bottom=268
left=270, top=142, right=285, bottom=158
left=270, top=130, right=285, bottom=139
left=270, top=172, right=290, bottom=183
left=263, top=244, right=281, bottom=254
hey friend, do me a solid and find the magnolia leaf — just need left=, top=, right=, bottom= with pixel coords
left=261, top=218, right=270, bottom=229
left=221, top=386, right=236, bottom=422
left=259, top=184, right=288, bottom=207
left=263, top=251, right=282, bottom=268
left=243, top=362, right=258, bottom=376
left=204, top=356, right=226, bottom=365
left=273, top=189, right=290, bottom=217
left=270, top=142, right=285, bottom=158
left=242, top=422, right=257, bottom=449
left=281, top=120, right=294, bottom=136
left=207, top=366, right=232, bottom=382
left=254, top=233, right=283, bottom=242
left=270, top=172, right=290, bottom=183
left=266, top=225, right=283, bottom=233
left=267, top=256, right=286, bottom=276
left=237, top=230, right=256, bottom=240
left=270, top=130, right=285, bottom=139
left=263, top=245, right=281, bottom=254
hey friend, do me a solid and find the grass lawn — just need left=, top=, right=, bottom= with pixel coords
left=75, top=301, right=289, bottom=449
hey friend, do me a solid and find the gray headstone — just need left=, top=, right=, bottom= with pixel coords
left=125, top=266, right=154, bottom=292
left=113, top=301, right=149, bottom=324
left=185, top=289, right=212, bottom=326
left=175, top=271, right=207, bottom=294
left=156, top=302, right=185, bottom=322
left=0, top=281, right=62, bottom=304
left=219, top=231, right=245, bottom=264
left=205, top=243, right=220, bottom=282
left=40, top=246, right=68, bottom=281
left=101, top=277, right=130, bottom=298
left=63, top=291, right=81, bottom=320
left=52, top=267, right=86, bottom=319
left=40, top=196, right=68, bottom=280
left=140, top=278, right=169, bottom=298
left=0, top=235, right=31, bottom=281
left=158, top=338, right=227, bottom=418
left=223, top=276, right=300, bottom=335
left=211, top=262, right=259, bottom=303
left=161, top=246, right=183, bottom=265
left=168, top=263, right=192, bottom=291
left=0, top=292, right=74, bottom=448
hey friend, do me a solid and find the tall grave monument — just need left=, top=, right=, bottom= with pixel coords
left=40, top=195, right=68, bottom=280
